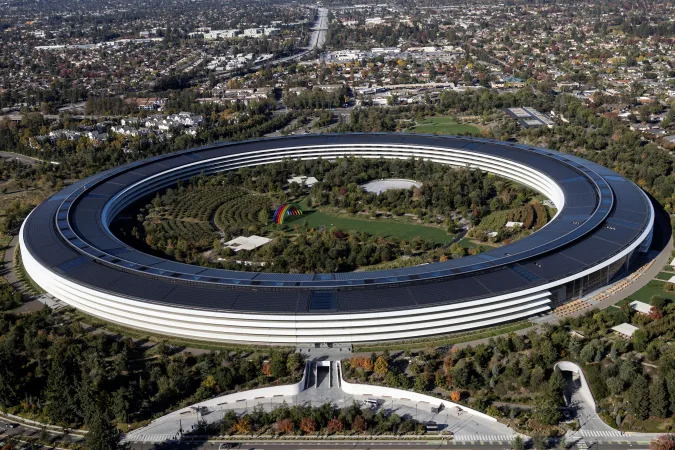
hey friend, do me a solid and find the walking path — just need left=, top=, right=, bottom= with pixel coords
left=1, top=234, right=44, bottom=313
left=125, top=360, right=516, bottom=445
left=557, top=361, right=662, bottom=445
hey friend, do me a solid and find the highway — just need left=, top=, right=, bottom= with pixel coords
left=308, top=8, right=328, bottom=50
left=215, top=7, right=327, bottom=79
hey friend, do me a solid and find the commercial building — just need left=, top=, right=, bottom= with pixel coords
left=20, top=134, right=654, bottom=344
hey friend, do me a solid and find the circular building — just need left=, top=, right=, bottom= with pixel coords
left=20, top=134, right=654, bottom=344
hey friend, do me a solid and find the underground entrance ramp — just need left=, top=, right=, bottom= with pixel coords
left=316, top=366, right=330, bottom=388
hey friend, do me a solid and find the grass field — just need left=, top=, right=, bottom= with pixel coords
left=617, top=279, right=675, bottom=305
left=294, top=210, right=455, bottom=244
left=656, top=271, right=674, bottom=280
left=458, top=237, right=497, bottom=249
left=407, top=116, right=481, bottom=135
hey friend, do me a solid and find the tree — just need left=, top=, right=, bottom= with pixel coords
left=414, top=373, right=429, bottom=392
left=651, top=378, right=670, bottom=419
left=351, top=415, right=366, bottom=432
left=0, top=347, right=22, bottom=407
left=45, top=349, right=80, bottom=425
left=269, top=351, right=288, bottom=378
left=286, top=352, right=303, bottom=374
left=374, top=356, right=389, bottom=376
left=511, top=435, right=525, bottom=450
left=549, top=369, right=566, bottom=399
left=232, top=418, right=252, bottom=434
left=450, top=390, right=461, bottom=402
left=276, top=418, right=294, bottom=434
left=84, top=404, right=121, bottom=450
left=258, top=208, right=269, bottom=225
left=326, top=417, right=343, bottom=434
left=531, top=434, right=547, bottom=450
left=633, top=329, right=650, bottom=352
left=651, top=434, right=675, bottom=450
left=300, top=417, right=317, bottom=434
left=534, top=389, right=562, bottom=426
left=629, top=375, right=650, bottom=420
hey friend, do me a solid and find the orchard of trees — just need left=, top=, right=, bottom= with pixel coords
left=117, top=157, right=537, bottom=273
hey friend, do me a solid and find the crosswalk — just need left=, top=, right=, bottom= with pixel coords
left=576, top=430, right=624, bottom=438
left=453, top=434, right=515, bottom=442
left=123, top=433, right=177, bottom=443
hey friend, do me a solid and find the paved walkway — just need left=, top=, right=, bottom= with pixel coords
left=2, top=234, right=44, bottom=313
left=125, top=360, right=516, bottom=444
left=560, top=364, right=662, bottom=444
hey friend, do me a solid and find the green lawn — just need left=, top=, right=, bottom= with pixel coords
left=293, top=210, right=455, bottom=244
left=407, top=116, right=481, bottom=135
left=655, top=271, right=674, bottom=281
left=458, top=237, right=496, bottom=249
left=617, top=279, right=675, bottom=306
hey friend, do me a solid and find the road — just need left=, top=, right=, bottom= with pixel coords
left=308, top=8, right=328, bottom=50
left=214, top=7, right=328, bottom=80
left=0, top=113, right=118, bottom=122
left=0, top=151, right=53, bottom=166
left=0, top=415, right=84, bottom=448
left=127, top=439, right=652, bottom=449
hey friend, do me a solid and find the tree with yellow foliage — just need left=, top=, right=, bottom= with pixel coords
left=374, top=355, right=389, bottom=376
left=232, top=418, right=252, bottom=435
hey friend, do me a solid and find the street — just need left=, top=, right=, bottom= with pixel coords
left=127, top=439, right=653, bottom=450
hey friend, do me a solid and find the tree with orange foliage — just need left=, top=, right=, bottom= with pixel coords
left=231, top=418, right=252, bottom=435
left=262, top=362, right=271, bottom=377
left=450, top=390, right=461, bottom=402
left=326, top=417, right=344, bottom=434
left=442, top=352, right=455, bottom=386
left=651, top=434, right=675, bottom=450
left=352, top=415, right=366, bottom=432
left=649, top=306, right=663, bottom=320
left=276, top=418, right=294, bottom=434
left=443, top=353, right=454, bottom=375
left=349, top=356, right=374, bottom=371
left=300, top=417, right=317, bottom=434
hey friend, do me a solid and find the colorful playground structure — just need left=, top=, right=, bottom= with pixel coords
left=273, top=203, right=303, bottom=224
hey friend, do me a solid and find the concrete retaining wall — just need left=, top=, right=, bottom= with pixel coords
left=338, top=362, right=497, bottom=422
left=554, top=361, right=596, bottom=411
left=165, top=362, right=309, bottom=418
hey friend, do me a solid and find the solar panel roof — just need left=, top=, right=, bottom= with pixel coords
left=22, top=133, right=652, bottom=314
